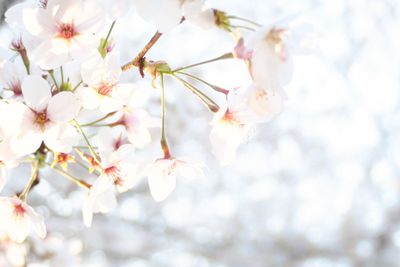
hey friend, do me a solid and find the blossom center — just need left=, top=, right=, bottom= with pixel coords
left=254, top=89, right=268, bottom=101
left=8, top=80, right=22, bottom=96
left=57, top=23, right=76, bottom=39
left=13, top=203, right=26, bottom=217
left=266, top=28, right=288, bottom=57
left=221, top=110, right=240, bottom=125
left=162, top=161, right=177, bottom=176
left=104, top=166, right=124, bottom=186
left=97, top=83, right=115, bottom=96
left=35, top=111, right=49, bottom=126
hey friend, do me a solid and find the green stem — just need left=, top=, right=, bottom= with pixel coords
left=72, top=81, right=83, bottom=92
left=80, top=111, right=117, bottom=127
left=48, top=70, right=59, bottom=91
left=176, top=71, right=229, bottom=95
left=102, top=20, right=116, bottom=50
left=230, top=25, right=256, bottom=31
left=172, top=53, right=233, bottom=73
left=19, top=162, right=39, bottom=201
left=47, top=163, right=91, bottom=189
left=171, top=74, right=220, bottom=113
left=60, top=66, right=64, bottom=86
left=72, top=120, right=101, bottom=163
left=160, top=74, right=171, bottom=159
left=227, top=15, right=262, bottom=27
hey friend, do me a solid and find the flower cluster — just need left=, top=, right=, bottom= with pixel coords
left=0, top=0, right=311, bottom=243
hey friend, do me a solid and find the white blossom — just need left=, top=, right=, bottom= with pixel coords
left=209, top=90, right=255, bottom=165
left=14, top=75, right=80, bottom=154
left=0, top=197, right=46, bottom=243
left=133, top=0, right=214, bottom=32
left=146, top=158, right=204, bottom=201
left=15, top=0, right=104, bottom=69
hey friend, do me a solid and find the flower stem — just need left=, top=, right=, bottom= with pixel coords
left=175, top=71, right=229, bottom=95
left=47, top=163, right=91, bottom=190
left=230, top=25, right=256, bottom=32
left=80, top=111, right=117, bottom=127
left=160, top=74, right=171, bottom=159
left=60, top=66, right=64, bottom=85
left=121, top=31, right=163, bottom=72
left=171, top=74, right=220, bottom=113
left=19, top=162, right=39, bottom=201
left=227, top=15, right=262, bottom=27
left=172, top=53, right=233, bottom=73
left=103, top=20, right=116, bottom=50
left=48, top=70, right=59, bottom=91
left=72, top=120, right=101, bottom=163
left=72, top=81, right=83, bottom=92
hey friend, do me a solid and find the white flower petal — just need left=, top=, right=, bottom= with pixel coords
left=44, top=123, right=79, bottom=153
left=76, top=86, right=101, bottom=110
left=21, top=75, right=52, bottom=111
left=47, top=92, right=81, bottom=123
left=148, top=172, right=177, bottom=202
left=26, top=206, right=47, bottom=239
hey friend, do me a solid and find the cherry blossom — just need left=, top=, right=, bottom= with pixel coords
left=209, top=90, right=255, bottom=165
left=83, top=128, right=143, bottom=227
left=244, top=82, right=284, bottom=122
left=77, top=52, right=136, bottom=114
left=0, top=0, right=308, bottom=247
left=0, top=56, right=26, bottom=99
left=107, top=84, right=160, bottom=148
left=133, top=0, right=214, bottom=32
left=0, top=197, right=46, bottom=243
left=14, top=75, right=80, bottom=154
left=82, top=174, right=116, bottom=227
left=18, top=0, right=104, bottom=69
left=146, top=158, right=204, bottom=202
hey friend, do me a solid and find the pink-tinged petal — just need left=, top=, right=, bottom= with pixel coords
left=26, top=206, right=47, bottom=239
left=21, top=75, right=51, bottom=111
left=234, top=38, right=253, bottom=60
left=117, top=162, right=142, bottom=193
left=47, top=92, right=80, bottom=123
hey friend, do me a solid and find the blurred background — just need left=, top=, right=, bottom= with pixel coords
left=1, top=0, right=400, bottom=266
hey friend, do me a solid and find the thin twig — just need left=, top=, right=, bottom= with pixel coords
left=121, top=31, right=163, bottom=72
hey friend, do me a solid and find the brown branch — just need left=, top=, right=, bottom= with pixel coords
left=121, top=31, right=163, bottom=72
